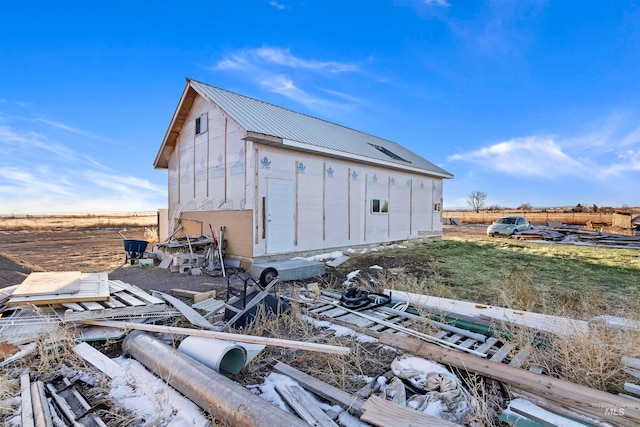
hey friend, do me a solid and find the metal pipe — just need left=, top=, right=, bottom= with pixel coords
left=122, top=332, right=308, bottom=427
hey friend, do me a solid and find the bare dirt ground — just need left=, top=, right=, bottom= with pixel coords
left=0, top=218, right=486, bottom=293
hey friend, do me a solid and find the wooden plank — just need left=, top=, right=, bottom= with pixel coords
left=31, top=381, right=54, bottom=427
left=101, top=297, right=126, bottom=309
left=8, top=273, right=110, bottom=307
left=378, top=333, right=640, bottom=427
left=61, top=302, right=85, bottom=311
left=625, top=382, right=640, bottom=396
left=508, top=398, right=585, bottom=427
left=275, top=384, right=339, bottom=427
left=360, top=395, right=459, bottom=427
left=73, top=342, right=127, bottom=379
left=45, top=383, right=83, bottom=426
left=110, top=281, right=164, bottom=305
left=80, top=302, right=105, bottom=311
left=623, top=356, right=640, bottom=371
left=13, top=272, right=81, bottom=297
left=490, top=343, right=514, bottom=363
left=509, top=349, right=532, bottom=368
left=112, top=291, right=145, bottom=307
left=273, top=361, right=365, bottom=415
left=154, top=291, right=214, bottom=330
left=80, top=320, right=350, bottom=355
left=21, top=373, right=35, bottom=427
left=170, top=288, right=217, bottom=303
left=321, top=307, right=349, bottom=318
left=474, top=336, right=499, bottom=355
left=62, top=378, right=108, bottom=427
left=445, top=333, right=463, bottom=344
left=335, top=313, right=377, bottom=328
left=624, top=367, right=640, bottom=380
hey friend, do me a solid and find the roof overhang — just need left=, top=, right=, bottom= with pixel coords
left=154, top=80, right=198, bottom=169
left=279, top=138, right=453, bottom=179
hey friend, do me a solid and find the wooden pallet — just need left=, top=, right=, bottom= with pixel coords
left=303, top=299, right=533, bottom=368
left=62, top=281, right=179, bottom=322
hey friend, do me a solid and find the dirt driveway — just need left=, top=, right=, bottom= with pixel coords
left=0, top=222, right=488, bottom=292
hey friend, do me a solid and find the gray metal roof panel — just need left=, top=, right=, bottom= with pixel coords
left=190, top=79, right=452, bottom=177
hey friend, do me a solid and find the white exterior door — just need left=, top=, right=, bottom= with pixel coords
left=267, top=179, right=295, bottom=254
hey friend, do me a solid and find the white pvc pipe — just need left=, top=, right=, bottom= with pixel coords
left=178, top=337, right=247, bottom=375
left=123, top=332, right=307, bottom=427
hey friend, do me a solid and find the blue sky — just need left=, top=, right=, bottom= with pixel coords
left=1, top=0, right=639, bottom=214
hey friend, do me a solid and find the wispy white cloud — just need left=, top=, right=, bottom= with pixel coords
left=211, top=46, right=370, bottom=115
left=0, top=110, right=165, bottom=214
left=424, top=0, right=451, bottom=7
left=448, top=136, right=591, bottom=178
left=267, top=0, right=286, bottom=10
left=214, top=46, right=362, bottom=74
left=448, top=117, right=640, bottom=182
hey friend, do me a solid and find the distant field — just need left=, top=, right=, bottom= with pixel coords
left=444, top=209, right=640, bottom=225
left=0, top=214, right=158, bottom=230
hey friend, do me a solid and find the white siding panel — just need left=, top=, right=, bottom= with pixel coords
left=324, top=162, right=349, bottom=246
left=389, top=174, right=411, bottom=239
left=296, top=157, right=324, bottom=251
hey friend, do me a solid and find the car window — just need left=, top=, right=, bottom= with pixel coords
left=517, top=218, right=524, bottom=225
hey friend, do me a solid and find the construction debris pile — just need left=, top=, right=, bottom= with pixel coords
left=1, top=267, right=640, bottom=426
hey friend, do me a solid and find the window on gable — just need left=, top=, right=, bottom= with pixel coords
left=195, top=113, right=208, bottom=135
left=371, top=198, right=389, bottom=214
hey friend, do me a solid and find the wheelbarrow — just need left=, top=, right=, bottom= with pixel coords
left=123, top=239, right=148, bottom=265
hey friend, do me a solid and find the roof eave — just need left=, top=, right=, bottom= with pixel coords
left=281, top=138, right=453, bottom=179
left=153, top=80, right=198, bottom=170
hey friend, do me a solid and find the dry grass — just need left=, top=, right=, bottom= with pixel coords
left=0, top=321, right=134, bottom=426
left=0, top=214, right=157, bottom=230
left=530, top=323, right=640, bottom=393
left=236, top=298, right=398, bottom=393
left=0, top=373, right=19, bottom=419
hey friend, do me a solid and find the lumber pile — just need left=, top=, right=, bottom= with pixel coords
left=379, top=333, right=640, bottom=427
left=3, top=272, right=640, bottom=427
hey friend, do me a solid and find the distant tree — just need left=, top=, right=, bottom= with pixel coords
left=592, top=204, right=598, bottom=213
left=487, top=204, right=501, bottom=211
left=517, top=203, right=533, bottom=211
left=467, top=191, right=487, bottom=213
left=572, top=203, right=584, bottom=213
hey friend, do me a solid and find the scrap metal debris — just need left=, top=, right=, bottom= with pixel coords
left=2, top=269, right=640, bottom=426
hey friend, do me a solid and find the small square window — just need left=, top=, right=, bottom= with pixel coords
left=195, top=113, right=207, bottom=135
left=371, top=199, right=389, bottom=214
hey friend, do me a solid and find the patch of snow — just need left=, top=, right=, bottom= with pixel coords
left=301, top=315, right=378, bottom=343
left=369, top=265, right=383, bottom=270
left=256, top=372, right=338, bottom=414
left=343, top=269, right=360, bottom=285
left=109, top=357, right=209, bottom=426
left=338, top=411, right=370, bottom=427
left=298, top=250, right=344, bottom=262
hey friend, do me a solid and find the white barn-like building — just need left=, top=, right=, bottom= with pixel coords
left=154, top=79, right=453, bottom=265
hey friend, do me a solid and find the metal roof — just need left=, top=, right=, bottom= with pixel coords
left=188, top=79, right=452, bottom=178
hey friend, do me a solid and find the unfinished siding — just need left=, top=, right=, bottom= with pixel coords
left=158, top=80, right=451, bottom=262
left=250, top=144, right=443, bottom=258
